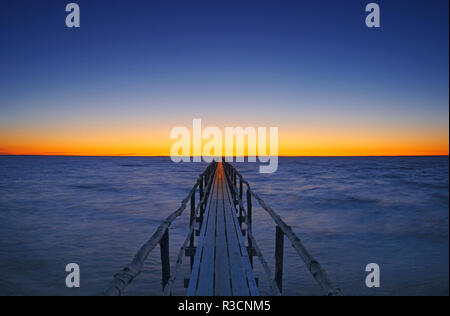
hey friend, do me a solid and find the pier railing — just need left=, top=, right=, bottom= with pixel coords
left=105, top=161, right=342, bottom=296
left=104, top=162, right=217, bottom=296
left=222, top=162, right=343, bottom=296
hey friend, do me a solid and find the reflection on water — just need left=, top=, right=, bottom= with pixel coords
left=0, top=156, right=448, bottom=295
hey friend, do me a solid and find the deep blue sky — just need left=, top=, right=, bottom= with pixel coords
left=0, top=0, right=448, bottom=155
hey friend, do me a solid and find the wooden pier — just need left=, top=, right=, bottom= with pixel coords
left=187, top=163, right=258, bottom=296
left=105, top=161, right=342, bottom=296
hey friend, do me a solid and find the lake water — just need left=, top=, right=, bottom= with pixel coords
left=0, top=156, right=448, bottom=296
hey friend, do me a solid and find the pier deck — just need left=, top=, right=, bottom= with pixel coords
left=187, top=163, right=258, bottom=296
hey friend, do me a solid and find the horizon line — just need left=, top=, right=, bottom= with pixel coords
left=0, top=154, right=448, bottom=158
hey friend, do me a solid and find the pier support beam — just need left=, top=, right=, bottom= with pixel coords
left=239, top=177, right=243, bottom=227
left=275, top=225, right=284, bottom=293
left=160, top=229, right=171, bottom=291
left=190, top=192, right=196, bottom=270
left=247, top=189, right=253, bottom=267
left=199, top=177, right=204, bottom=231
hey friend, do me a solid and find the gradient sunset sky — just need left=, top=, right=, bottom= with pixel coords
left=0, top=0, right=448, bottom=156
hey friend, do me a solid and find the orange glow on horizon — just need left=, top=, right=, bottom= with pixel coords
left=1, top=123, right=448, bottom=157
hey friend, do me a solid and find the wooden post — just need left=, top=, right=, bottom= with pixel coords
left=232, top=169, right=237, bottom=209
left=247, top=189, right=253, bottom=267
left=239, top=176, right=243, bottom=226
left=160, top=229, right=171, bottom=291
left=275, top=225, right=284, bottom=293
left=199, top=177, right=204, bottom=227
left=239, top=177, right=243, bottom=201
left=190, top=192, right=195, bottom=270
left=208, top=166, right=211, bottom=183
left=233, top=171, right=237, bottom=194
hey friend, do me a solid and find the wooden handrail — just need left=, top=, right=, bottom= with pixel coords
left=247, top=230, right=281, bottom=296
left=223, top=162, right=343, bottom=296
left=162, top=225, right=195, bottom=296
left=104, top=162, right=217, bottom=296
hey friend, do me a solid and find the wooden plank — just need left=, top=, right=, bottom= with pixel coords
left=196, top=180, right=218, bottom=296
left=214, top=181, right=231, bottom=296
left=223, top=179, right=259, bottom=296
left=221, top=177, right=250, bottom=296
left=186, top=171, right=218, bottom=296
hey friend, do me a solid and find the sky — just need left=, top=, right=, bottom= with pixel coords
left=0, top=0, right=448, bottom=156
